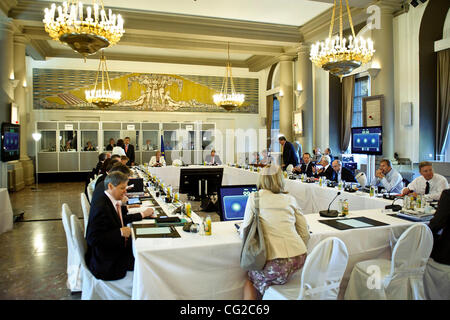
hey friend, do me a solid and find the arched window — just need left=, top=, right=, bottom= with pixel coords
left=271, top=96, right=280, bottom=152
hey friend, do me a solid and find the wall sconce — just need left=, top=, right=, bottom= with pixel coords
left=294, top=84, right=303, bottom=97
left=277, top=90, right=284, bottom=101
left=368, top=61, right=381, bottom=78
left=9, top=72, right=19, bottom=89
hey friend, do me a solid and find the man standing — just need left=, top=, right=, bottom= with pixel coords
left=370, top=159, right=403, bottom=193
left=123, top=137, right=135, bottom=166
left=331, top=159, right=356, bottom=183
left=293, top=153, right=315, bottom=177
left=278, top=136, right=299, bottom=170
left=85, top=172, right=156, bottom=281
left=401, top=161, right=448, bottom=201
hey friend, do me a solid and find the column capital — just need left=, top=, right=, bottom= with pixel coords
left=278, top=54, right=296, bottom=62
left=296, top=43, right=312, bottom=55
left=13, top=33, right=28, bottom=46
left=0, top=17, right=14, bottom=34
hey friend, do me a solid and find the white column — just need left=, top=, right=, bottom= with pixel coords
left=14, top=33, right=35, bottom=185
left=296, top=44, right=314, bottom=154
left=279, top=55, right=295, bottom=142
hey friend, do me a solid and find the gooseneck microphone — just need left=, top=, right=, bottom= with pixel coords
left=319, top=191, right=341, bottom=217
left=385, top=197, right=402, bottom=212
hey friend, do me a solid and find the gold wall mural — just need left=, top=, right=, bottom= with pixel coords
left=33, top=69, right=259, bottom=113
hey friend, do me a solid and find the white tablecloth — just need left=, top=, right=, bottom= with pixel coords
left=0, top=188, right=13, bottom=234
left=147, top=166, right=394, bottom=214
left=131, top=206, right=417, bottom=300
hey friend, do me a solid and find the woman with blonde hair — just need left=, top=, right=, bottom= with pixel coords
left=241, top=165, right=310, bottom=300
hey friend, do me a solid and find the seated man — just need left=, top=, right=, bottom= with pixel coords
left=293, top=153, right=315, bottom=177
left=401, top=161, right=448, bottom=201
left=149, top=151, right=166, bottom=167
left=331, top=159, right=356, bottom=183
left=120, top=155, right=129, bottom=166
left=205, top=149, right=222, bottom=165
left=142, top=139, right=153, bottom=151
left=85, top=172, right=156, bottom=281
left=84, top=141, right=95, bottom=151
left=312, top=155, right=334, bottom=181
left=370, top=159, right=403, bottom=193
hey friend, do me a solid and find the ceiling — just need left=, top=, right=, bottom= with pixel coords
left=4, top=0, right=405, bottom=71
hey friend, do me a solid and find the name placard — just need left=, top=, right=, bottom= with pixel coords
left=65, top=124, right=73, bottom=130
left=127, top=125, right=136, bottom=131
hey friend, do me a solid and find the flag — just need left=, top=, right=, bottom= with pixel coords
left=160, top=135, right=165, bottom=157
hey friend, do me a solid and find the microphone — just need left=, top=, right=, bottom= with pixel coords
left=319, top=191, right=341, bottom=218
left=385, top=197, right=402, bottom=212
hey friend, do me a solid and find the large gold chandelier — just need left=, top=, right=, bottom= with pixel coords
left=85, top=51, right=121, bottom=108
left=43, top=1, right=124, bottom=58
left=310, top=0, right=375, bottom=77
left=213, top=43, right=245, bottom=111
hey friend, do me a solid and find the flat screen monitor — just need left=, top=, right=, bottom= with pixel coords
left=218, top=185, right=258, bottom=221
left=1, top=123, right=20, bottom=162
left=179, top=167, right=224, bottom=199
left=351, top=126, right=382, bottom=155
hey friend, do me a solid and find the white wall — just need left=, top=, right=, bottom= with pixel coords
left=393, top=3, right=428, bottom=163
left=26, top=57, right=267, bottom=162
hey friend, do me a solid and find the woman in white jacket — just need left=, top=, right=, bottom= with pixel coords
left=241, top=165, right=310, bottom=300
left=149, top=150, right=166, bottom=167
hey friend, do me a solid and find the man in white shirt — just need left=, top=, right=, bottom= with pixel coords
left=370, top=159, right=404, bottom=194
left=401, top=161, right=449, bottom=201
left=205, top=149, right=222, bottom=165
left=143, top=139, right=153, bottom=151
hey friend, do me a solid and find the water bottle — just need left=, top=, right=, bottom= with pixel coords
left=204, top=215, right=212, bottom=236
left=342, top=200, right=349, bottom=216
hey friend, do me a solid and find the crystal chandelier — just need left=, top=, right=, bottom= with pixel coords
left=85, top=51, right=121, bottom=108
left=213, top=43, right=245, bottom=111
left=310, top=0, right=375, bottom=77
left=43, top=1, right=124, bottom=58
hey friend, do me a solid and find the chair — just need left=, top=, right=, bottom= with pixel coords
left=423, top=258, right=450, bottom=300
left=61, top=204, right=82, bottom=293
left=172, top=159, right=183, bottom=166
left=345, top=223, right=433, bottom=300
left=87, top=176, right=99, bottom=203
left=70, top=214, right=133, bottom=300
left=263, top=237, right=349, bottom=300
left=286, top=164, right=294, bottom=174
left=80, top=193, right=91, bottom=237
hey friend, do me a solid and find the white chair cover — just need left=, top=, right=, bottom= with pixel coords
left=263, top=237, right=349, bottom=300
left=286, top=164, right=293, bottom=174
left=345, top=223, right=433, bottom=300
left=172, top=159, right=183, bottom=166
left=87, top=177, right=99, bottom=203
left=424, top=258, right=450, bottom=300
left=80, top=193, right=90, bottom=237
left=70, top=214, right=133, bottom=300
left=61, top=204, right=82, bottom=292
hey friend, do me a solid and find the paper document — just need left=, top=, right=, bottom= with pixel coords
left=338, top=219, right=373, bottom=228
left=136, top=227, right=172, bottom=235
left=128, top=206, right=155, bottom=214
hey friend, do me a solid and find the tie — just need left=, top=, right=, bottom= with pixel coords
left=425, top=181, right=430, bottom=194
left=116, top=203, right=127, bottom=246
left=125, top=145, right=128, bottom=153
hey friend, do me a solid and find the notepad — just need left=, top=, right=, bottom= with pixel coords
left=338, top=219, right=373, bottom=228
left=136, top=227, right=172, bottom=236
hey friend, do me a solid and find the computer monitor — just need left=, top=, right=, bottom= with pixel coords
left=179, top=167, right=224, bottom=200
left=1, top=123, right=20, bottom=162
left=218, top=184, right=258, bottom=221
left=127, top=178, right=144, bottom=193
left=351, top=126, right=383, bottom=155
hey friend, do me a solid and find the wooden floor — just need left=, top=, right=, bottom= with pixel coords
left=1, top=182, right=220, bottom=300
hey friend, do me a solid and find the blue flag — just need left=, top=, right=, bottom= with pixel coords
left=160, top=135, right=165, bottom=157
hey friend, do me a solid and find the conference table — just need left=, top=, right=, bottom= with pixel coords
left=130, top=167, right=419, bottom=300
left=0, top=188, right=13, bottom=235
left=147, top=165, right=396, bottom=214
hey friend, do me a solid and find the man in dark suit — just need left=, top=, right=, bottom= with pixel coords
left=85, top=172, right=156, bottom=281
left=331, top=159, right=356, bottom=183
left=92, top=161, right=128, bottom=204
left=123, top=137, right=135, bottom=166
left=278, top=136, right=299, bottom=170
left=293, top=153, right=315, bottom=177
left=429, top=189, right=450, bottom=265
left=312, top=155, right=335, bottom=180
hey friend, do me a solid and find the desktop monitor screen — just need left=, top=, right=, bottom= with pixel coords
left=351, top=126, right=382, bottom=155
left=1, top=123, right=20, bottom=162
left=179, top=167, right=224, bottom=199
left=218, top=185, right=258, bottom=221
